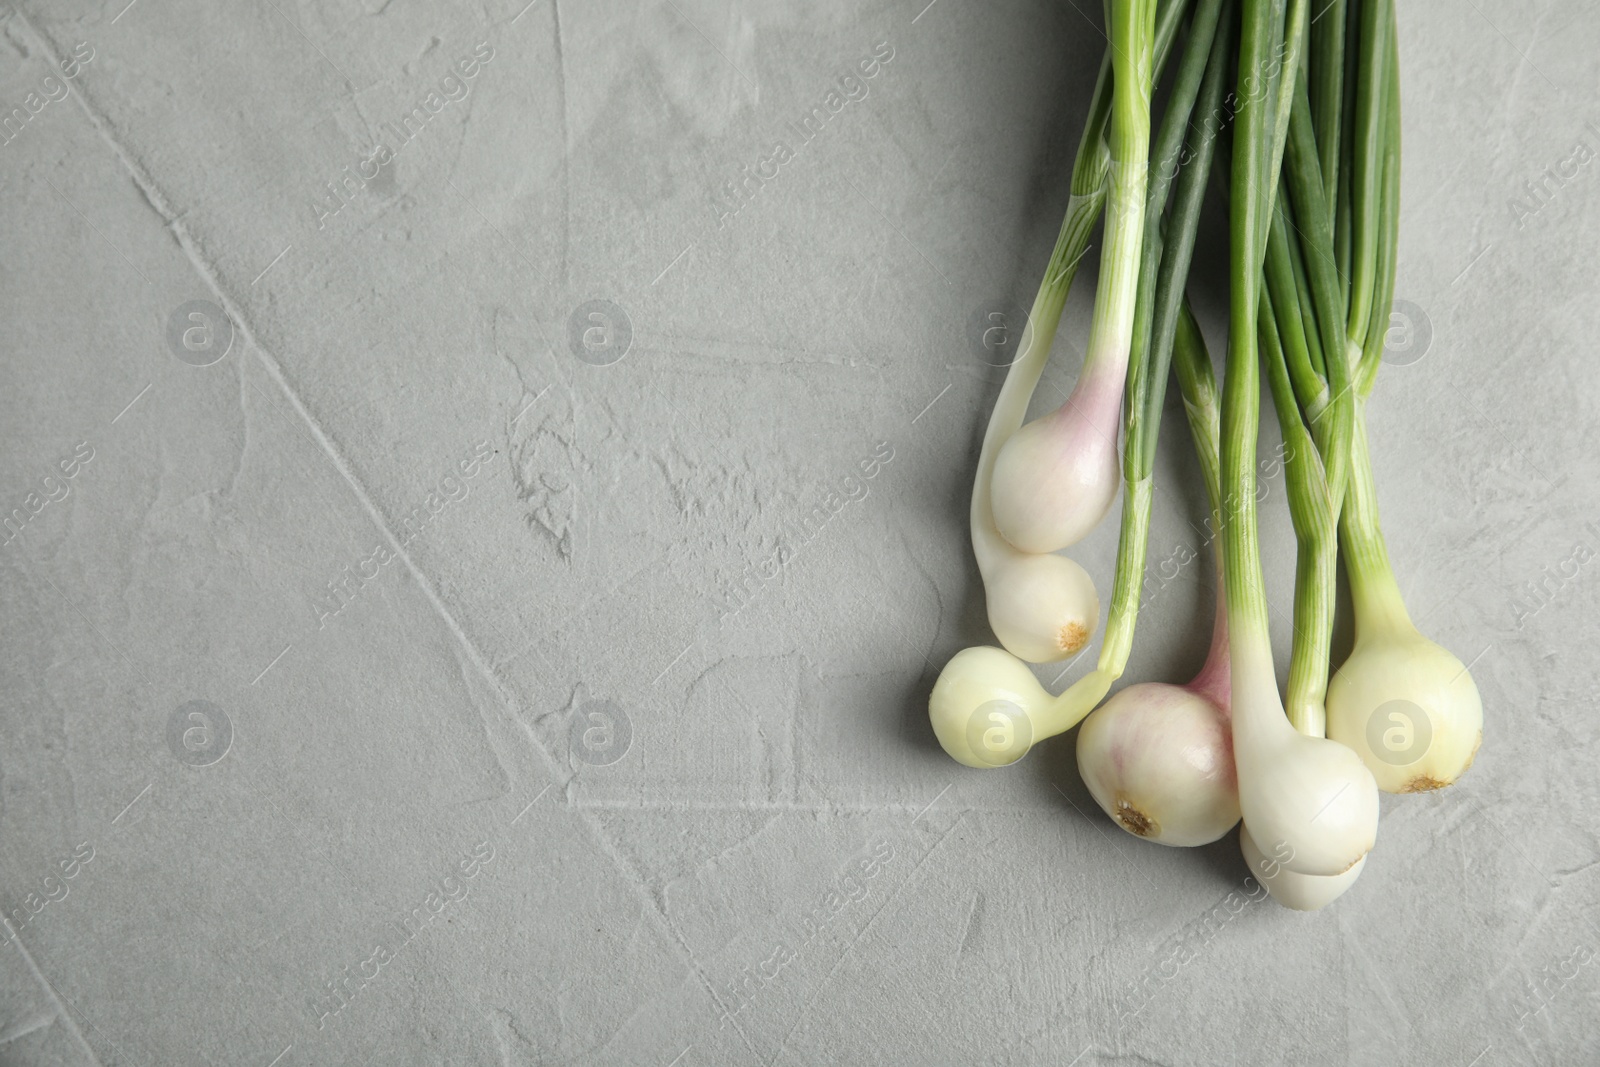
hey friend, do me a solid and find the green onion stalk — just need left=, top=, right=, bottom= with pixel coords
left=1098, top=0, right=1231, bottom=680
left=1252, top=60, right=1359, bottom=739
left=965, top=0, right=1190, bottom=669
left=1259, top=271, right=1338, bottom=739
left=1076, top=301, right=1243, bottom=848
left=929, top=0, right=1181, bottom=768
left=1219, top=0, right=1379, bottom=879
left=1325, top=11, right=1482, bottom=792
left=1075, top=3, right=1252, bottom=849
left=985, top=0, right=1167, bottom=557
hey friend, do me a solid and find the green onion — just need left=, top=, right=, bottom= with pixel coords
left=1220, top=0, right=1379, bottom=880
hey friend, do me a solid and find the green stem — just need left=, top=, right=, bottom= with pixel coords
left=1077, top=0, right=1156, bottom=394
left=1097, top=475, right=1153, bottom=674
left=1355, top=20, right=1401, bottom=399
left=1334, top=0, right=1359, bottom=304
left=1259, top=287, right=1336, bottom=738
left=1099, top=0, right=1233, bottom=678
left=971, top=0, right=1193, bottom=570
left=1125, top=0, right=1228, bottom=484
left=1345, top=0, right=1393, bottom=353
left=1310, top=0, right=1346, bottom=224
left=1340, top=404, right=1411, bottom=637
left=1173, top=302, right=1233, bottom=707
left=1172, top=300, right=1223, bottom=527
left=1284, top=78, right=1355, bottom=507
left=1263, top=193, right=1328, bottom=417
left=1282, top=204, right=1327, bottom=383
left=1221, top=0, right=1284, bottom=644
left=1254, top=0, right=1307, bottom=258
left=1342, top=65, right=1408, bottom=640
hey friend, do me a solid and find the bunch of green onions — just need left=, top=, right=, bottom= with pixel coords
left=927, top=0, right=1481, bottom=911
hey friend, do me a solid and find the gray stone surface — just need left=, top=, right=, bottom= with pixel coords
left=1, top=0, right=1596, bottom=1064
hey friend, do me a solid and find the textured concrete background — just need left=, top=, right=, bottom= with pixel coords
left=1, top=0, right=1596, bottom=1064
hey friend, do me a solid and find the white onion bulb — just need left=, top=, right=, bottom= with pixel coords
left=984, top=552, right=1100, bottom=664
left=988, top=364, right=1124, bottom=555
left=1326, top=624, right=1483, bottom=794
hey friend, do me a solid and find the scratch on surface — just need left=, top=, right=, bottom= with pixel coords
left=575, top=821, right=766, bottom=1063
left=445, top=73, right=479, bottom=187
left=1499, top=2, right=1552, bottom=120
left=5, top=929, right=101, bottom=1065
left=1553, top=856, right=1600, bottom=883
left=1335, top=907, right=1413, bottom=1055
left=225, top=358, right=250, bottom=501
left=0, top=1011, right=55, bottom=1046
left=18, top=6, right=778, bottom=1054
left=486, top=1005, right=539, bottom=1065
left=954, top=891, right=983, bottom=963
left=18, top=0, right=548, bottom=795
